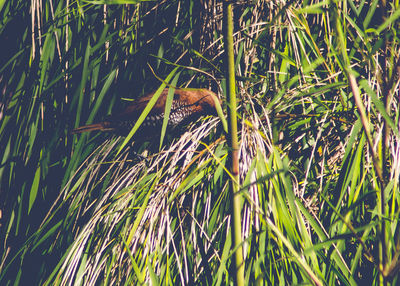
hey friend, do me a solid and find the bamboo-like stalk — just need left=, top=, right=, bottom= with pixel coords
left=223, top=2, right=244, bottom=285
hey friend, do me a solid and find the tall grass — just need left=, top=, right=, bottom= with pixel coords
left=0, top=0, right=399, bottom=285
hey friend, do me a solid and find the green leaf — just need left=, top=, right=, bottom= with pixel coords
left=376, top=8, right=400, bottom=34
left=87, top=70, right=116, bottom=124
left=117, top=67, right=179, bottom=154
left=159, top=72, right=181, bottom=150
left=360, top=79, right=398, bottom=137
left=28, top=166, right=40, bottom=214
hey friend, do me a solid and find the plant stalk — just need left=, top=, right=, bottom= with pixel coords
left=223, top=1, right=245, bottom=285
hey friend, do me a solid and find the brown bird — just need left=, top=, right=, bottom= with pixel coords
left=71, top=88, right=220, bottom=139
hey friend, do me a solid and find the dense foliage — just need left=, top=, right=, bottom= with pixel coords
left=0, top=0, right=399, bottom=285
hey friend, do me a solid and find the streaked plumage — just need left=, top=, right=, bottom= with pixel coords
left=71, top=88, right=219, bottom=138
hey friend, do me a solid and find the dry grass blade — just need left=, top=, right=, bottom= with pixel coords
left=47, top=117, right=222, bottom=285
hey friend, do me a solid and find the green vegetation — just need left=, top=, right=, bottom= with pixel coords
left=1, top=0, right=399, bottom=285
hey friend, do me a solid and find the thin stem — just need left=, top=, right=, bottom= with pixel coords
left=223, top=1, right=244, bottom=285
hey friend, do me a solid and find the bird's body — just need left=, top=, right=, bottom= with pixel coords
left=71, top=88, right=219, bottom=139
